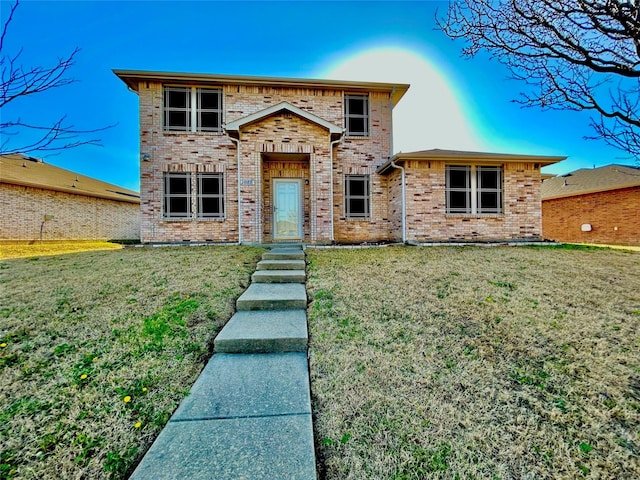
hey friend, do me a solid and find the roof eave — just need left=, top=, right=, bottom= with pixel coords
left=391, top=151, right=567, bottom=166
left=112, top=69, right=410, bottom=106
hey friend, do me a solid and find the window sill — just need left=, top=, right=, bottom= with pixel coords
left=345, top=217, right=371, bottom=222
left=344, top=135, right=370, bottom=140
left=162, top=130, right=224, bottom=136
left=445, top=213, right=504, bottom=219
left=162, top=217, right=225, bottom=222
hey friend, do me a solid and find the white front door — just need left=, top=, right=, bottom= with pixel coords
left=273, top=179, right=303, bottom=240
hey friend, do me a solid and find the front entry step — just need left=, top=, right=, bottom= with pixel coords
left=263, top=248, right=305, bottom=260
left=215, top=310, right=308, bottom=353
left=236, top=283, right=307, bottom=311
left=256, top=259, right=306, bottom=271
left=252, top=269, right=305, bottom=283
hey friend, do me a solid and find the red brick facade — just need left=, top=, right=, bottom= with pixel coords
left=542, top=187, right=640, bottom=245
left=0, top=183, right=140, bottom=241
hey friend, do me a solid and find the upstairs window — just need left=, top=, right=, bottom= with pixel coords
left=164, top=87, right=191, bottom=131
left=197, top=173, right=224, bottom=219
left=345, top=175, right=370, bottom=219
left=446, top=165, right=503, bottom=214
left=163, top=173, right=192, bottom=218
left=163, top=87, right=222, bottom=132
left=345, top=94, right=369, bottom=137
left=197, top=88, right=222, bottom=132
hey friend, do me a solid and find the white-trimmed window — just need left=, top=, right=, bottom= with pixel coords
left=197, top=173, right=224, bottom=219
left=345, top=94, right=369, bottom=136
left=163, top=173, right=192, bottom=218
left=345, top=175, right=370, bottom=219
left=446, top=165, right=503, bottom=214
left=164, top=86, right=222, bottom=132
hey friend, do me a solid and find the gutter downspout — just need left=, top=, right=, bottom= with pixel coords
left=329, top=132, right=345, bottom=243
left=388, top=87, right=405, bottom=243
left=390, top=159, right=406, bottom=244
left=225, top=130, right=243, bottom=245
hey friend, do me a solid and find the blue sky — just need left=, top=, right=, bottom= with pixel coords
left=2, top=0, right=636, bottom=192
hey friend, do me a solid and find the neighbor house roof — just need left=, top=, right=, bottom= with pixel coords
left=113, top=69, right=410, bottom=107
left=224, top=101, right=343, bottom=138
left=0, top=154, right=140, bottom=204
left=377, top=148, right=566, bottom=174
left=541, top=164, right=640, bottom=200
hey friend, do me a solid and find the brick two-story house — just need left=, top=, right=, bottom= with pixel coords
left=114, top=70, right=564, bottom=244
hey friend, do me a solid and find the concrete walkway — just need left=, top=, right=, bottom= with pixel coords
left=130, top=247, right=316, bottom=480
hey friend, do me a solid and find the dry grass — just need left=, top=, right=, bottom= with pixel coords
left=307, top=245, right=640, bottom=480
left=0, top=245, right=264, bottom=479
left=0, top=241, right=123, bottom=260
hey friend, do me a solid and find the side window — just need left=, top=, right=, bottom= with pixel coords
left=197, top=173, right=224, bottom=218
left=345, top=94, right=369, bottom=137
left=445, top=166, right=471, bottom=214
left=445, top=165, right=503, bottom=214
left=345, top=175, right=370, bottom=219
left=476, top=166, right=502, bottom=214
left=163, top=173, right=192, bottom=218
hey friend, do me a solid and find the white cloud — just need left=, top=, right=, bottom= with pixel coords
left=320, top=47, right=484, bottom=154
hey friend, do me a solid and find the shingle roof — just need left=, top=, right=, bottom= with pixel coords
left=541, top=164, right=640, bottom=200
left=0, top=154, right=140, bottom=204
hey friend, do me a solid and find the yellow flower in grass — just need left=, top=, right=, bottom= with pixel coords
left=134, top=421, right=142, bottom=429
left=123, top=396, right=131, bottom=403
left=0, top=343, right=6, bottom=348
left=80, top=374, right=88, bottom=380
left=142, top=387, right=147, bottom=392
left=92, top=357, right=98, bottom=362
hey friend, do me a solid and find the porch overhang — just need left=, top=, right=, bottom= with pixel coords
left=223, top=101, right=344, bottom=140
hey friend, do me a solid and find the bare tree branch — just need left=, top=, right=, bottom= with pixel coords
left=437, top=0, right=640, bottom=160
left=0, top=0, right=111, bottom=155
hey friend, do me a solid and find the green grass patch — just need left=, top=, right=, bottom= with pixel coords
left=0, top=245, right=263, bottom=479
left=307, top=246, right=640, bottom=479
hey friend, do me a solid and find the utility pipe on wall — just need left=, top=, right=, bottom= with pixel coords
left=390, top=159, right=406, bottom=244
left=329, top=133, right=345, bottom=243
left=225, top=132, right=243, bottom=244
left=388, top=87, right=405, bottom=243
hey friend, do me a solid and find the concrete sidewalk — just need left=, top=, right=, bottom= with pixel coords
left=129, top=247, right=316, bottom=480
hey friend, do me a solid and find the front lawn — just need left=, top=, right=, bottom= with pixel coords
left=0, top=246, right=264, bottom=479
left=307, top=246, right=640, bottom=479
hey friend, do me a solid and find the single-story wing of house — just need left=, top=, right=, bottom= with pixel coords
left=114, top=69, right=565, bottom=244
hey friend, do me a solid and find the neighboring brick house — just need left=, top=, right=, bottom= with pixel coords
left=114, top=70, right=564, bottom=244
left=0, top=154, right=140, bottom=241
left=542, top=164, right=640, bottom=246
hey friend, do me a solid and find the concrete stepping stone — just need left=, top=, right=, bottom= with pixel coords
left=256, top=259, right=306, bottom=270
left=173, top=353, right=311, bottom=420
left=129, top=414, right=316, bottom=480
left=130, top=352, right=316, bottom=480
left=236, top=283, right=306, bottom=310
left=263, top=248, right=305, bottom=260
left=252, top=269, right=305, bottom=283
left=214, top=310, right=308, bottom=353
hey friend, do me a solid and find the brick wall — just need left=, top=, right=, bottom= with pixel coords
left=542, top=187, right=639, bottom=245
left=388, top=160, right=543, bottom=241
left=137, top=81, right=393, bottom=244
left=0, top=183, right=140, bottom=240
